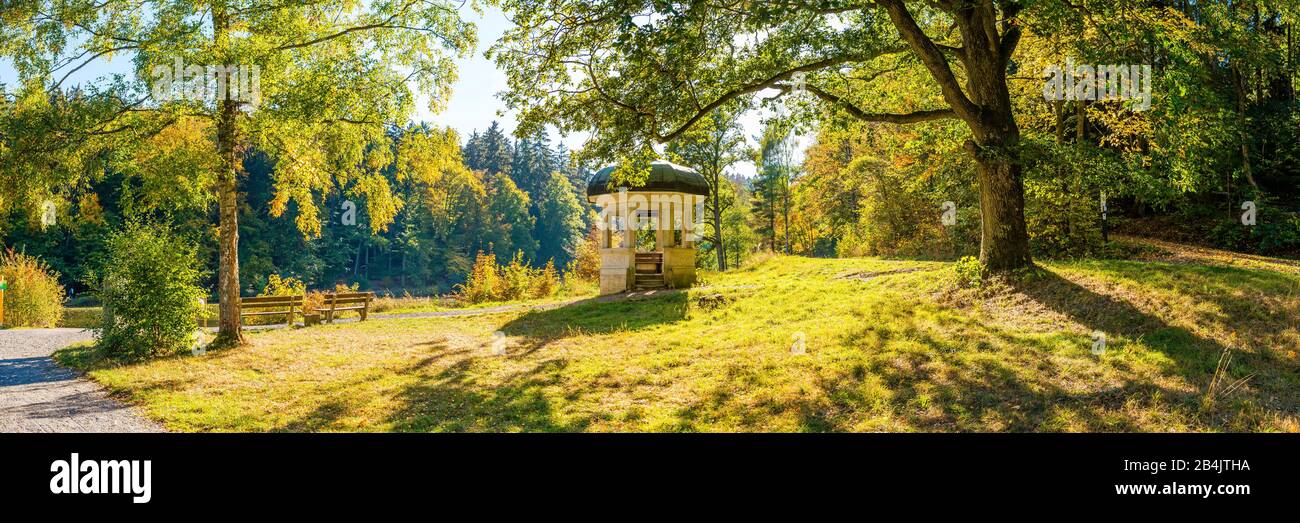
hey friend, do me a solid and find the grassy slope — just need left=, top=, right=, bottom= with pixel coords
left=58, top=253, right=1300, bottom=432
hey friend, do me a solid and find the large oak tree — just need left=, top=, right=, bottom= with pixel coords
left=489, top=0, right=1033, bottom=270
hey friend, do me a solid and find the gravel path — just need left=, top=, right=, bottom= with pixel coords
left=0, top=328, right=163, bottom=433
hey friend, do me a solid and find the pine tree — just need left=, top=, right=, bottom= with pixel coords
left=480, top=121, right=513, bottom=176
left=462, top=131, right=484, bottom=172
left=533, top=171, right=585, bottom=268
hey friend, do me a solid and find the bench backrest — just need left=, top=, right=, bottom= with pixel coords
left=241, top=295, right=304, bottom=307
left=325, top=292, right=374, bottom=305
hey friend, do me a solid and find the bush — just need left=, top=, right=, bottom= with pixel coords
left=94, top=224, right=207, bottom=359
left=500, top=252, right=534, bottom=300
left=833, top=155, right=978, bottom=259
left=457, top=252, right=501, bottom=303
left=535, top=260, right=559, bottom=298
left=456, top=251, right=563, bottom=304
left=303, top=282, right=363, bottom=319
left=951, top=255, right=986, bottom=289
left=263, top=274, right=307, bottom=297
left=0, top=250, right=65, bottom=327
left=234, top=274, right=309, bottom=326
left=1024, top=177, right=1104, bottom=258
left=1207, top=201, right=1300, bottom=256
left=564, top=226, right=602, bottom=282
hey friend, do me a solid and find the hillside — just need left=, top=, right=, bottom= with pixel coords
left=59, top=244, right=1300, bottom=432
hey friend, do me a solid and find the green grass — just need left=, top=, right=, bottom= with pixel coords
left=56, top=254, right=1300, bottom=432
left=58, top=306, right=102, bottom=329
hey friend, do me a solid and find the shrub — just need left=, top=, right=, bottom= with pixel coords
left=303, top=282, right=364, bottom=319
left=500, top=252, right=533, bottom=300
left=833, top=155, right=978, bottom=259
left=235, top=274, right=308, bottom=326
left=456, top=252, right=501, bottom=303
left=1024, top=178, right=1104, bottom=258
left=263, top=274, right=306, bottom=297
left=0, top=250, right=65, bottom=327
left=456, top=251, right=563, bottom=304
left=534, top=260, right=559, bottom=298
left=564, top=226, right=602, bottom=282
left=1207, top=201, right=1300, bottom=256
left=951, top=255, right=986, bottom=289
left=94, top=223, right=207, bottom=359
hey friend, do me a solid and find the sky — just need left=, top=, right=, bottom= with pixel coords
left=0, top=4, right=803, bottom=177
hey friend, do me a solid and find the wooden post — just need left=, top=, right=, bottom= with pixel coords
left=327, top=293, right=337, bottom=324
left=1100, top=191, right=1109, bottom=243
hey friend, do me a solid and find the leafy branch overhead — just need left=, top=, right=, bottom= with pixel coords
left=1, top=0, right=477, bottom=234
left=488, top=1, right=1029, bottom=160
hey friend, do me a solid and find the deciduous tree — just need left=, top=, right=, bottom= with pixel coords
left=490, top=0, right=1034, bottom=270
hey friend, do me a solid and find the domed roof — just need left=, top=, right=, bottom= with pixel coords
left=586, top=160, right=710, bottom=199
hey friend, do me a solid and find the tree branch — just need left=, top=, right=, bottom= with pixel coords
left=651, top=49, right=905, bottom=142
left=805, top=84, right=957, bottom=123
left=877, top=0, right=979, bottom=121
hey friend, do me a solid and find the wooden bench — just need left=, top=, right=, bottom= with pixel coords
left=323, top=291, right=375, bottom=323
left=239, top=295, right=303, bottom=325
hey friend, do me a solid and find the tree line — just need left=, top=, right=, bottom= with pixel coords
left=0, top=120, right=593, bottom=300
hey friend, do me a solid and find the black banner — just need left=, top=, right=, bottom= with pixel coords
left=0, top=433, right=1290, bottom=513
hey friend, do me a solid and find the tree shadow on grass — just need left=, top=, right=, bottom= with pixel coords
left=807, top=268, right=1294, bottom=431
left=498, top=291, right=689, bottom=355
left=376, top=293, right=690, bottom=432
left=1012, top=268, right=1295, bottom=381
left=663, top=267, right=1295, bottom=432
left=385, top=358, right=592, bottom=432
left=1082, top=261, right=1300, bottom=350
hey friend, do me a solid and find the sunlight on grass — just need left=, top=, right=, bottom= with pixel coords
left=57, top=255, right=1300, bottom=432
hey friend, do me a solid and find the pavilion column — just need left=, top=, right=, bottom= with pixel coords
left=667, top=202, right=677, bottom=247
left=621, top=213, right=633, bottom=249
left=603, top=210, right=613, bottom=248
left=682, top=196, right=693, bottom=248
left=655, top=204, right=668, bottom=250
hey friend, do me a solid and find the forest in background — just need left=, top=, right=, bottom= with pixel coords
left=0, top=121, right=595, bottom=300
left=723, top=0, right=1300, bottom=267
left=2, top=0, right=1298, bottom=305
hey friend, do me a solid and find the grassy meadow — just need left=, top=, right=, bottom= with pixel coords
left=56, top=247, right=1300, bottom=432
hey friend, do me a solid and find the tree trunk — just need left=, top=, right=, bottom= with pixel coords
left=712, top=196, right=727, bottom=270
left=972, top=144, right=1032, bottom=271
left=881, top=0, right=1032, bottom=272
left=213, top=4, right=244, bottom=345
left=782, top=185, right=790, bottom=254
left=1231, top=63, right=1260, bottom=193
left=965, top=42, right=1032, bottom=271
